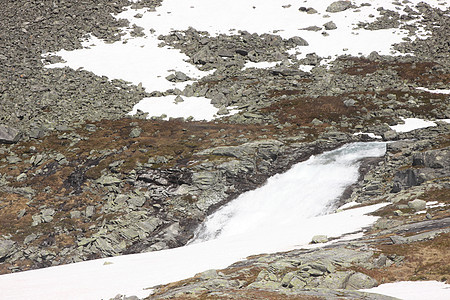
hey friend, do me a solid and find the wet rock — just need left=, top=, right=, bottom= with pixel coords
left=0, top=125, right=21, bottom=143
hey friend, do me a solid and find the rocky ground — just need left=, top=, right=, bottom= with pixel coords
left=0, top=0, right=449, bottom=299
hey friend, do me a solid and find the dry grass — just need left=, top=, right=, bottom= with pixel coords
left=340, top=58, right=449, bottom=86
left=373, top=233, right=450, bottom=284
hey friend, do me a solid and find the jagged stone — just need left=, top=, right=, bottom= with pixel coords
left=0, top=125, right=21, bottom=143
left=0, top=240, right=16, bottom=260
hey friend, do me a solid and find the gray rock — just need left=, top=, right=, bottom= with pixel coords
left=42, top=208, right=55, bottom=217
left=0, top=240, right=16, bottom=259
left=192, top=46, right=217, bottom=64
left=311, top=235, right=328, bottom=244
left=24, top=233, right=38, bottom=244
left=382, top=130, right=398, bottom=141
left=311, top=118, right=323, bottom=126
left=390, top=235, right=407, bottom=244
left=271, top=67, right=309, bottom=77
left=343, top=99, right=356, bottom=107
left=174, top=95, right=184, bottom=103
left=217, top=106, right=229, bottom=115
left=0, top=125, right=21, bottom=143
left=166, top=71, right=190, bottom=82
left=96, top=175, right=121, bottom=186
left=129, top=127, right=142, bottom=138
left=302, top=26, right=322, bottom=32
left=128, top=196, right=146, bottom=207
left=288, top=36, right=309, bottom=46
left=31, top=154, right=45, bottom=166
left=326, top=1, right=352, bottom=13
left=345, top=272, right=378, bottom=289
left=323, top=21, right=337, bottom=30
left=85, top=124, right=97, bottom=132
left=86, top=206, right=95, bottom=218
left=70, top=211, right=82, bottom=219
left=7, top=155, right=21, bottom=164
left=408, top=199, right=426, bottom=211
left=16, top=173, right=27, bottom=182
left=192, top=171, right=219, bottom=190
left=17, top=209, right=26, bottom=219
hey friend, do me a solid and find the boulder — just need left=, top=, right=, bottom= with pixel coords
left=345, top=272, right=377, bottom=289
left=0, top=125, right=21, bottom=143
left=408, top=199, right=426, bottom=211
left=129, top=127, right=142, bottom=138
left=323, top=21, right=337, bottom=30
left=288, top=36, right=309, bottom=46
left=311, top=235, right=329, bottom=244
left=326, top=1, right=352, bottom=13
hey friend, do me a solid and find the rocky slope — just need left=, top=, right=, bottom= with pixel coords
left=0, top=0, right=449, bottom=299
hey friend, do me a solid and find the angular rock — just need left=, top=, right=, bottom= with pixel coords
left=0, top=240, right=16, bottom=260
left=86, top=206, right=95, bottom=218
left=0, top=125, right=21, bottom=143
left=323, top=21, right=337, bottom=30
left=128, top=196, right=146, bottom=207
left=326, top=1, right=352, bottom=13
left=129, top=127, right=142, bottom=138
left=70, top=211, right=82, bottom=219
left=174, top=95, right=184, bottom=103
left=96, top=175, right=121, bottom=186
left=288, top=36, right=309, bottom=46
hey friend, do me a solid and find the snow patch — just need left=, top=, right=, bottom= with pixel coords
left=361, top=281, right=450, bottom=300
left=390, top=118, right=437, bottom=133
left=353, top=132, right=382, bottom=139
left=128, top=95, right=238, bottom=121
left=416, top=87, right=450, bottom=94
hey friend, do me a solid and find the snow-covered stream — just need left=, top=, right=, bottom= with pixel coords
left=0, top=142, right=390, bottom=299
left=192, top=142, right=386, bottom=243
